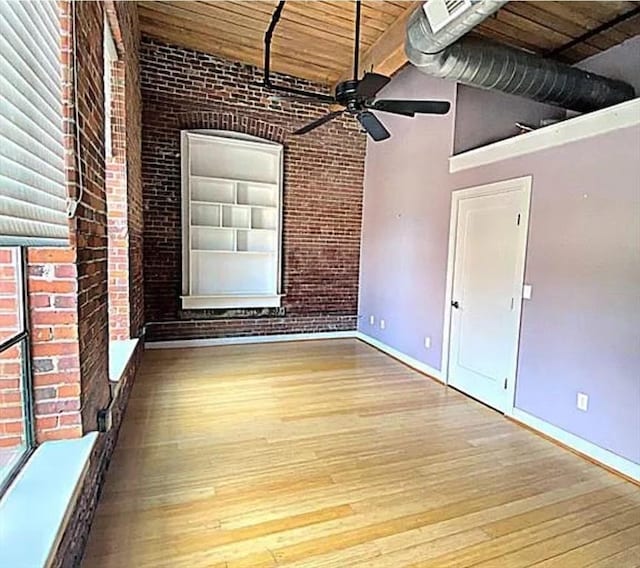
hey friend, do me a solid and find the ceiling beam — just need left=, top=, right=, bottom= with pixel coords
left=335, top=1, right=421, bottom=86
left=544, top=5, right=640, bottom=59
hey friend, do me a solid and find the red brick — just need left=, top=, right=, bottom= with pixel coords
left=35, top=416, right=58, bottom=430
left=58, top=384, right=81, bottom=398
left=31, top=311, right=76, bottom=325
left=59, top=412, right=82, bottom=426
left=27, top=248, right=75, bottom=264
left=33, top=372, right=80, bottom=387
left=38, top=425, right=82, bottom=441
left=0, top=436, right=24, bottom=447
left=36, top=399, right=81, bottom=415
left=0, top=405, right=24, bottom=420
left=28, top=279, right=76, bottom=294
left=31, top=341, right=79, bottom=358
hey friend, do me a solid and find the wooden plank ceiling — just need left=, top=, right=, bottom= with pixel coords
left=137, top=1, right=640, bottom=86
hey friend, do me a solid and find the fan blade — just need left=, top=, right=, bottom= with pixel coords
left=368, top=99, right=451, bottom=116
left=356, top=73, right=391, bottom=99
left=356, top=111, right=391, bottom=141
left=293, top=110, right=343, bottom=135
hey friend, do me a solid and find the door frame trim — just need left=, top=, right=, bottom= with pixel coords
left=442, top=175, right=532, bottom=413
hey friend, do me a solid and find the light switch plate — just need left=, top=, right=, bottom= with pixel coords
left=369, top=315, right=375, bottom=326
left=380, top=319, right=386, bottom=330
left=523, top=284, right=533, bottom=300
left=577, top=392, right=589, bottom=412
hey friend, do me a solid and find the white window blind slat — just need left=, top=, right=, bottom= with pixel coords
left=1, top=195, right=66, bottom=227
left=0, top=0, right=67, bottom=246
left=30, top=0, right=60, bottom=51
left=0, top=108, right=63, bottom=161
left=0, top=47, right=62, bottom=125
left=0, top=8, right=60, bottom=95
left=0, top=117, right=65, bottom=179
left=1, top=86, right=65, bottom=151
left=3, top=3, right=61, bottom=83
left=1, top=176, right=67, bottom=213
left=0, top=33, right=60, bottom=110
left=0, top=121, right=65, bottom=182
left=0, top=156, right=65, bottom=203
left=0, top=214, right=68, bottom=243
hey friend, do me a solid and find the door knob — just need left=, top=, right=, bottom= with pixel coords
left=451, top=300, right=460, bottom=309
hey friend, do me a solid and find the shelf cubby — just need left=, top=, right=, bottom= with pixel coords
left=191, top=226, right=234, bottom=251
left=237, top=182, right=277, bottom=207
left=191, top=203, right=220, bottom=227
left=251, top=207, right=277, bottom=230
left=222, top=205, right=250, bottom=229
left=237, top=229, right=276, bottom=253
left=191, top=177, right=235, bottom=204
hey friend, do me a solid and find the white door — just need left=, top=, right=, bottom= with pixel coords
left=448, top=181, right=530, bottom=412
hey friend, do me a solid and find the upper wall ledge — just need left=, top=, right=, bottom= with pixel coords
left=449, top=98, right=640, bottom=173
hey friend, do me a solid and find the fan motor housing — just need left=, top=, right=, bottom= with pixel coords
left=335, top=80, right=362, bottom=110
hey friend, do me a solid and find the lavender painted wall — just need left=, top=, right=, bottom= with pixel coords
left=454, top=86, right=564, bottom=153
left=452, top=124, right=640, bottom=464
left=359, top=65, right=640, bottom=463
left=359, top=71, right=456, bottom=370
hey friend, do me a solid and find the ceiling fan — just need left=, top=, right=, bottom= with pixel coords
left=256, top=0, right=451, bottom=141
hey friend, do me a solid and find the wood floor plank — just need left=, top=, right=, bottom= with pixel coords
left=82, top=339, right=640, bottom=567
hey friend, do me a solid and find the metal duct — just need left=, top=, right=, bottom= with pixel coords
left=405, top=0, right=636, bottom=113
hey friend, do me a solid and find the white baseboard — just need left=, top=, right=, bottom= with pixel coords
left=144, top=330, right=357, bottom=349
left=509, top=408, right=640, bottom=482
left=355, top=331, right=444, bottom=383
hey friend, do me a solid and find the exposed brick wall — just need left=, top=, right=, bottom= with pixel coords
left=28, top=248, right=82, bottom=442
left=0, top=246, right=84, bottom=447
left=140, top=38, right=366, bottom=341
left=65, top=0, right=111, bottom=432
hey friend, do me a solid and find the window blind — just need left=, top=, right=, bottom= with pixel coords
left=0, top=0, right=68, bottom=246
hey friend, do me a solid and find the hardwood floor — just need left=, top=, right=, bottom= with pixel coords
left=82, top=339, right=640, bottom=567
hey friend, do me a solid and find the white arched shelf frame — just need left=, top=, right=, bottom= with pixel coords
left=180, top=130, right=284, bottom=310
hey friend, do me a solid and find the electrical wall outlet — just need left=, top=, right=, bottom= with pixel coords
left=424, top=336, right=431, bottom=349
left=577, top=392, right=589, bottom=412
left=380, top=319, right=386, bottom=330
left=369, top=315, right=375, bottom=326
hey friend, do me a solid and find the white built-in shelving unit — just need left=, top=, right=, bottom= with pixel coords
left=181, top=131, right=283, bottom=309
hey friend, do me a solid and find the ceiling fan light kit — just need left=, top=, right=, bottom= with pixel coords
left=257, top=0, right=451, bottom=142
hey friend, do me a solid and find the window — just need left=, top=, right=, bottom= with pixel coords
left=181, top=131, right=283, bottom=310
left=0, top=1, right=67, bottom=246
left=0, top=248, right=34, bottom=494
left=104, top=13, right=136, bottom=379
